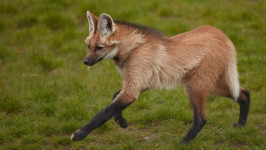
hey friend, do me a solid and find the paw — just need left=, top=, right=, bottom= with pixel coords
left=70, top=129, right=88, bottom=141
left=115, top=117, right=128, bottom=128
left=119, top=118, right=128, bottom=128
left=233, top=123, right=245, bottom=128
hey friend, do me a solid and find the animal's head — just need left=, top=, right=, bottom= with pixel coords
left=83, top=11, right=119, bottom=66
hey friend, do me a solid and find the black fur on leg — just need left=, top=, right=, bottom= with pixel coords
left=179, top=105, right=206, bottom=145
left=112, top=90, right=128, bottom=128
left=71, top=100, right=131, bottom=141
left=234, top=90, right=250, bottom=127
left=112, top=90, right=121, bottom=100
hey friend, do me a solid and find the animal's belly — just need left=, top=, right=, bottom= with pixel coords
left=147, top=73, right=182, bottom=90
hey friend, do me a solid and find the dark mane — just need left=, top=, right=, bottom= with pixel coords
left=114, top=20, right=165, bottom=36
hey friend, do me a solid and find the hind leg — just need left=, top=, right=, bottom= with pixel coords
left=211, top=75, right=250, bottom=127
left=179, top=84, right=207, bottom=144
left=234, top=88, right=250, bottom=127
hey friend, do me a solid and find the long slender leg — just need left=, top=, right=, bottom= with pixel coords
left=112, top=90, right=128, bottom=128
left=234, top=88, right=250, bottom=127
left=70, top=92, right=136, bottom=141
left=179, top=88, right=207, bottom=145
left=210, top=75, right=250, bottom=127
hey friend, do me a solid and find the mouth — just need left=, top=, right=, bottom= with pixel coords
left=95, top=57, right=104, bottom=63
left=86, top=57, right=104, bottom=66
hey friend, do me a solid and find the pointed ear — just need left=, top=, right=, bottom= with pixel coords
left=98, top=13, right=116, bottom=38
left=87, top=11, right=98, bottom=35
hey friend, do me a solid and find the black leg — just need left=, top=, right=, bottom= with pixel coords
left=112, top=90, right=128, bottom=128
left=234, top=89, right=250, bottom=127
left=179, top=105, right=206, bottom=145
left=70, top=99, right=131, bottom=141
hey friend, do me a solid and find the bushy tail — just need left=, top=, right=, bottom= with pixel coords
left=225, top=56, right=240, bottom=100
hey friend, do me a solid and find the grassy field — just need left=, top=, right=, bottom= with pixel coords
left=0, top=0, right=265, bottom=149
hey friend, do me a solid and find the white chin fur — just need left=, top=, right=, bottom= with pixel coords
left=105, top=47, right=119, bottom=59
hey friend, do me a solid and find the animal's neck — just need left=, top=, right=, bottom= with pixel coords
left=112, top=28, right=147, bottom=67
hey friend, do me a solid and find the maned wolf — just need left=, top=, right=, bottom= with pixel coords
left=70, top=11, right=250, bottom=145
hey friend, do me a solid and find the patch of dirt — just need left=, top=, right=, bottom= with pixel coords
left=232, top=141, right=248, bottom=148
left=214, top=139, right=226, bottom=145
left=257, top=123, right=266, bottom=131
left=143, top=134, right=157, bottom=140
left=63, top=144, right=72, bottom=150
left=183, top=121, right=192, bottom=125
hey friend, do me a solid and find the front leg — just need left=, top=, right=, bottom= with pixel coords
left=112, top=90, right=128, bottom=128
left=70, top=91, right=137, bottom=141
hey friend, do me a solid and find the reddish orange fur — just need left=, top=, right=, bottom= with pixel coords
left=77, top=11, right=249, bottom=144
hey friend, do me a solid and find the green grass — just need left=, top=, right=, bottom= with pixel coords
left=0, top=0, right=265, bottom=149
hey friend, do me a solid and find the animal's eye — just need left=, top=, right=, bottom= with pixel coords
left=95, top=46, right=103, bottom=51
left=87, top=45, right=90, bottom=49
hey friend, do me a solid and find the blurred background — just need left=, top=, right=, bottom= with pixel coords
left=0, top=0, right=265, bottom=149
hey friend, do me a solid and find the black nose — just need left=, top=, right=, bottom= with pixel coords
left=83, top=58, right=89, bottom=65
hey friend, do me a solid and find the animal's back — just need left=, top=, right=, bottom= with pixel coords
left=166, top=25, right=235, bottom=74
left=167, top=25, right=239, bottom=98
left=123, top=25, right=237, bottom=91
